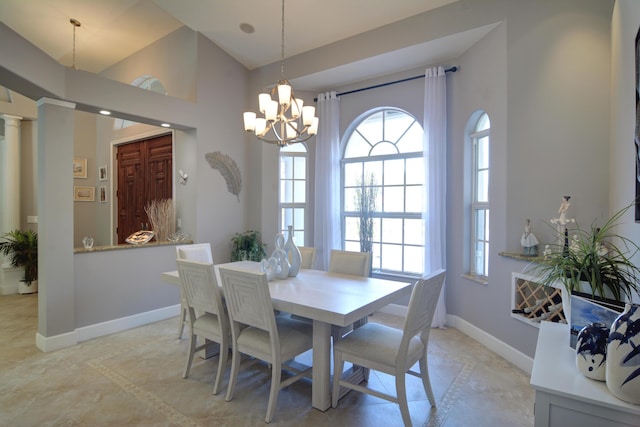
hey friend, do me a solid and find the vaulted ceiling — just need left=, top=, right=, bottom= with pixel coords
left=0, top=0, right=458, bottom=73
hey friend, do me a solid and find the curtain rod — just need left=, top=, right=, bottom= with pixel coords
left=313, top=66, right=458, bottom=102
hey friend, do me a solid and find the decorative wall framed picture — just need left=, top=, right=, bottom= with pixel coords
left=74, top=186, right=95, bottom=202
left=98, top=165, right=108, bottom=181
left=99, top=186, right=107, bottom=203
left=73, top=157, right=87, bottom=178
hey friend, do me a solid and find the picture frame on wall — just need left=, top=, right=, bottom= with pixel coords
left=73, top=157, right=87, bottom=179
left=74, top=186, right=95, bottom=202
left=99, top=186, right=107, bottom=203
left=98, top=165, right=108, bottom=181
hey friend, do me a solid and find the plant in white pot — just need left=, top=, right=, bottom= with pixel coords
left=0, top=229, right=38, bottom=294
left=526, top=204, right=640, bottom=318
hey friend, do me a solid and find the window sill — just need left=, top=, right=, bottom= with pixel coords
left=462, top=273, right=488, bottom=285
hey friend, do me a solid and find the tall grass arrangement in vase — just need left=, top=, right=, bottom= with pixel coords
left=355, top=173, right=378, bottom=255
left=145, top=198, right=175, bottom=242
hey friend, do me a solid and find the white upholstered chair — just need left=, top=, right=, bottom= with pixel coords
left=328, top=249, right=371, bottom=277
left=175, top=243, right=213, bottom=339
left=328, top=249, right=371, bottom=338
left=298, top=246, right=316, bottom=269
left=331, top=269, right=446, bottom=427
left=218, top=266, right=313, bottom=423
left=176, top=259, right=230, bottom=395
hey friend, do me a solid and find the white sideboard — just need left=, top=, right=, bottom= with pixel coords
left=530, top=322, right=640, bottom=427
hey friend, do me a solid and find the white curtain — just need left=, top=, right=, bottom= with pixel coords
left=314, top=91, right=341, bottom=270
left=423, top=66, right=447, bottom=328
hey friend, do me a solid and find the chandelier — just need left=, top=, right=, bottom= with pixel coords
left=243, top=0, right=319, bottom=146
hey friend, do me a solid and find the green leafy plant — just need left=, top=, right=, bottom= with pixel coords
left=230, top=230, right=267, bottom=262
left=526, top=204, right=640, bottom=302
left=0, top=229, right=38, bottom=285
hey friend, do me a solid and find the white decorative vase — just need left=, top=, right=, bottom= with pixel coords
left=274, top=248, right=290, bottom=279
left=284, top=225, right=301, bottom=277
left=576, top=322, right=608, bottom=381
left=260, top=258, right=277, bottom=281
left=606, top=303, right=640, bottom=404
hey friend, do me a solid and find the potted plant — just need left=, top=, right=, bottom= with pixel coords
left=0, top=229, right=38, bottom=294
left=526, top=204, right=640, bottom=304
left=230, top=230, right=267, bottom=262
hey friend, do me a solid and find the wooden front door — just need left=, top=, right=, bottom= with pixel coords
left=116, top=134, right=172, bottom=244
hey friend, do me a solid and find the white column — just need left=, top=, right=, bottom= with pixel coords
left=2, top=114, right=22, bottom=234
left=0, top=114, right=23, bottom=292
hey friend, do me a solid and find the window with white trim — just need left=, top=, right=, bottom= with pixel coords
left=342, top=108, right=424, bottom=277
left=470, top=112, right=490, bottom=278
left=279, top=143, right=307, bottom=246
left=114, top=75, right=168, bottom=129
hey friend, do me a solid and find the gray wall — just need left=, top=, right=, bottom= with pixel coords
left=611, top=0, right=640, bottom=299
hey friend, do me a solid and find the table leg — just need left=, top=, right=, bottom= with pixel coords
left=312, top=320, right=331, bottom=411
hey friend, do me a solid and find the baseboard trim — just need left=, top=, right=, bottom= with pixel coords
left=35, top=304, right=181, bottom=352
left=36, top=330, right=77, bottom=352
left=0, top=283, right=18, bottom=295
left=446, top=314, right=533, bottom=375
left=378, top=305, right=533, bottom=375
left=35, top=303, right=534, bottom=375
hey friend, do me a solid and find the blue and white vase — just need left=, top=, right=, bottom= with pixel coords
left=606, top=303, right=640, bottom=404
left=284, top=225, right=301, bottom=277
left=576, top=322, right=608, bottom=381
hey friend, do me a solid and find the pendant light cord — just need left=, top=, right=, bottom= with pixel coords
left=280, top=0, right=285, bottom=79
left=70, top=18, right=81, bottom=70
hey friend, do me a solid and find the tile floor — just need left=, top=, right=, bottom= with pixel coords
left=0, top=293, right=534, bottom=426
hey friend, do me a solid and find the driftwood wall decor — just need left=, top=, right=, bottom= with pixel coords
left=205, top=151, right=242, bottom=201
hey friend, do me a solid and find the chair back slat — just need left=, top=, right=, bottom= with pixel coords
left=218, top=267, right=276, bottom=334
left=402, top=269, right=446, bottom=343
left=176, top=259, right=224, bottom=317
left=299, top=246, right=316, bottom=269
left=328, top=250, right=371, bottom=277
left=176, top=243, right=213, bottom=263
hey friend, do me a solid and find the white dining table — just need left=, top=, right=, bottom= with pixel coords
left=161, top=260, right=412, bottom=411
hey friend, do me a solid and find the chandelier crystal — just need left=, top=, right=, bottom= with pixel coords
left=243, top=0, right=319, bottom=146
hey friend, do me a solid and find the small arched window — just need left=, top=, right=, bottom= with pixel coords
left=114, top=75, right=168, bottom=129
left=469, top=112, right=490, bottom=279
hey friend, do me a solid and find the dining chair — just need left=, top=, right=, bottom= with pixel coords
left=328, top=249, right=371, bottom=277
left=328, top=249, right=372, bottom=338
left=176, top=259, right=230, bottom=395
left=175, top=243, right=214, bottom=339
left=331, top=269, right=446, bottom=427
left=218, top=266, right=313, bottom=423
left=298, top=246, right=316, bottom=269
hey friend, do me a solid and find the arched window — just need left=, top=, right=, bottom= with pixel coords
left=279, top=143, right=308, bottom=246
left=469, top=112, right=490, bottom=279
left=114, top=75, right=168, bottom=129
left=342, top=108, right=424, bottom=276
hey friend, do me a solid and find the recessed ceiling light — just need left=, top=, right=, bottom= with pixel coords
left=239, top=23, right=255, bottom=34
left=161, top=123, right=170, bottom=128
left=99, top=110, right=111, bottom=115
